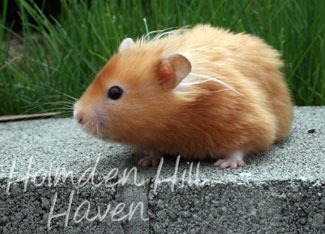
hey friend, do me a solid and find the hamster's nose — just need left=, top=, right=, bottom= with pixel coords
left=74, top=109, right=84, bottom=125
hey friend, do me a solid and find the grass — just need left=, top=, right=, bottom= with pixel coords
left=0, top=0, right=324, bottom=116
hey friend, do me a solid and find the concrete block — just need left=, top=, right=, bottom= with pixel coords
left=0, top=107, right=324, bottom=233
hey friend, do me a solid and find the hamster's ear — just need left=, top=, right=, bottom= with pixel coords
left=158, top=53, right=191, bottom=90
left=119, top=38, right=135, bottom=52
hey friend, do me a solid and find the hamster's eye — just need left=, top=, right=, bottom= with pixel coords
left=108, top=86, right=123, bottom=100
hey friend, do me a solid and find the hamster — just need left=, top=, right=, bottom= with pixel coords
left=74, top=24, right=293, bottom=169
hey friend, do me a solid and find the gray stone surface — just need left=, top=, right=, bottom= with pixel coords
left=0, top=106, right=324, bottom=233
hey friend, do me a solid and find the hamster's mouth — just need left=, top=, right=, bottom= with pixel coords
left=81, top=124, right=105, bottom=140
left=78, top=116, right=118, bottom=143
left=80, top=119, right=106, bottom=138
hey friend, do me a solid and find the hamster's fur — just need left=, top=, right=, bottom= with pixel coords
left=74, top=24, right=293, bottom=169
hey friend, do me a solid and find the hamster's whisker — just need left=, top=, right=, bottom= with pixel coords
left=82, top=120, right=91, bottom=130
left=42, top=86, right=78, bottom=101
left=57, top=92, right=77, bottom=102
left=22, top=99, right=75, bottom=115
left=15, top=83, right=77, bottom=115
left=38, top=108, right=72, bottom=114
left=96, top=123, right=102, bottom=140
left=18, top=108, right=66, bottom=117
left=31, top=84, right=78, bottom=102
left=44, top=96, right=76, bottom=105
left=38, top=101, right=75, bottom=106
left=23, top=105, right=73, bottom=114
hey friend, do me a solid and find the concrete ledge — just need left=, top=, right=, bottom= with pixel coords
left=0, top=107, right=324, bottom=233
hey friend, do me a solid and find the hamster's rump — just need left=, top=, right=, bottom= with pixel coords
left=74, top=24, right=293, bottom=167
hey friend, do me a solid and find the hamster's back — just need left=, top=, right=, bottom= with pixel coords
left=155, top=25, right=293, bottom=141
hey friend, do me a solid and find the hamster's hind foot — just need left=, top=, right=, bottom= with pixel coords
left=214, top=151, right=245, bottom=169
left=138, top=150, right=163, bottom=167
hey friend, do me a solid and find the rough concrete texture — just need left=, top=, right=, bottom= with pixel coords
left=0, top=106, right=324, bottom=233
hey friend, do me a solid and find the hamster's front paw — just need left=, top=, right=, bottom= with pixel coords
left=138, top=150, right=163, bottom=167
left=214, top=151, right=245, bottom=169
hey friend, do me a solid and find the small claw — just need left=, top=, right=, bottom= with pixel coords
left=214, top=159, right=224, bottom=167
left=139, top=158, right=152, bottom=167
left=237, top=160, right=245, bottom=167
left=214, top=151, right=245, bottom=169
left=138, top=158, right=144, bottom=165
left=138, top=151, right=163, bottom=167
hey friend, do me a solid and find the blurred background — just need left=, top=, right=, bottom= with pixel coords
left=0, top=0, right=324, bottom=117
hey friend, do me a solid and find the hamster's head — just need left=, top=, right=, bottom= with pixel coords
left=74, top=38, right=191, bottom=145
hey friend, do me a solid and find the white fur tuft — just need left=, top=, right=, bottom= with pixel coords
left=175, top=72, right=239, bottom=95
left=140, top=27, right=189, bottom=44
